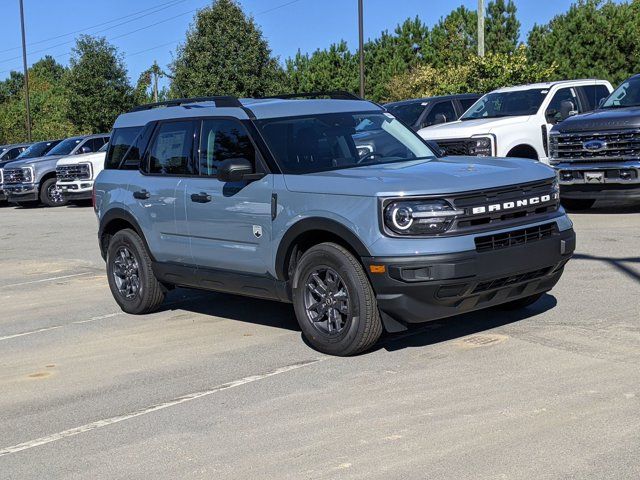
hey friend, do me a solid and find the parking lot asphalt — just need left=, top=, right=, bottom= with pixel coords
left=0, top=201, right=639, bottom=480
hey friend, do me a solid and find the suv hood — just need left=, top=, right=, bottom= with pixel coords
left=284, top=157, right=554, bottom=197
left=554, top=106, right=640, bottom=133
left=418, top=116, right=530, bottom=140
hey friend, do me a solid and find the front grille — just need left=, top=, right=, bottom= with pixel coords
left=435, top=138, right=474, bottom=156
left=472, top=267, right=552, bottom=294
left=474, top=222, right=558, bottom=253
left=450, top=179, right=559, bottom=232
left=57, top=164, right=91, bottom=181
left=3, top=168, right=25, bottom=184
left=551, top=129, right=640, bottom=162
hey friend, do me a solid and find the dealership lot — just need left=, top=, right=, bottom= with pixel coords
left=0, top=203, right=639, bottom=479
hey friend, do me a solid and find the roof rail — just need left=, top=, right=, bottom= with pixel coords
left=129, top=95, right=243, bottom=112
left=263, top=91, right=362, bottom=100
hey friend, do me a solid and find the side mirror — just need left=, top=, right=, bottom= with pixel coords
left=545, top=108, right=559, bottom=124
left=560, top=100, right=577, bottom=120
left=79, top=146, right=92, bottom=154
left=217, top=158, right=262, bottom=182
left=433, top=113, right=447, bottom=125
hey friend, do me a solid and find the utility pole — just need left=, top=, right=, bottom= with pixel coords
left=152, top=61, right=159, bottom=103
left=358, top=0, right=365, bottom=98
left=477, top=0, right=485, bottom=57
left=19, top=0, right=32, bottom=142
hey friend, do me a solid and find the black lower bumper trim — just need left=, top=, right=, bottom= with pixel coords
left=561, top=184, right=640, bottom=200
left=62, top=190, right=92, bottom=201
left=363, top=228, right=575, bottom=324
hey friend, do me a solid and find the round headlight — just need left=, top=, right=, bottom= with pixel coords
left=390, top=204, right=413, bottom=230
left=384, top=200, right=463, bottom=236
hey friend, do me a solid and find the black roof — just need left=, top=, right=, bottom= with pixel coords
left=384, top=93, right=481, bottom=108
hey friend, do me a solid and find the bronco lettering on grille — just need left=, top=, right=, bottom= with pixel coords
left=470, top=193, right=558, bottom=215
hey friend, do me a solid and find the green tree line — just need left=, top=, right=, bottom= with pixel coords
left=1, top=0, right=639, bottom=144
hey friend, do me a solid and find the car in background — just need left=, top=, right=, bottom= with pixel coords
left=418, top=80, right=613, bottom=163
left=2, top=133, right=109, bottom=207
left=0, top=142, right=31, bottom=162
left=56, top=142, right=108, bottom=202
left=384, top=94, right=481, bottom=131
left=0, top=140, right=61, bottom=202
left=550, top=74, right=640, bottom=209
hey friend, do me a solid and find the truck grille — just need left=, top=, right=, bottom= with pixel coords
left=57, top=164, right=91, bottom=181
left=0, top=168, right=4, bottom=185
left=434, top=139, right=475, bottom=156
left=474, top=222, right=558, bottom=253
left=3, top=168, right=26, bottom=184
left=449, top=179, right=560, bottom=233
left=550, top=129, right=640, bottom=162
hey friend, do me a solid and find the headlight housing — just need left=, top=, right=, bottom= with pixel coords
left=470, top=136, right=493, bottom=156
left=383, top=199, right=464, bottom=236
left=22, top=166, right=34, bottom=183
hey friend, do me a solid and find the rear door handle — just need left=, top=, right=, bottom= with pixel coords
left=133, top=189, right=150, bottom=200
left=190, top=192, right=212, bottom=203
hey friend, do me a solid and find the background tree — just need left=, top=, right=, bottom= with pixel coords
left=486, top=0, right=521, bottom=54
left=65, top=35, right=134, bottom=133
left=528, top=0, right=640, bottom=84
left=170, top=0, right=283, bottom=97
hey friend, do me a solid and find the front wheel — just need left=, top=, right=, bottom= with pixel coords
left=561, top=198, right=595, bottom=210
left=106, top=228, right=166, bottom=314
left=40, top=178, right=67, bottom=207
left=292, top=243, right=382, bottom=356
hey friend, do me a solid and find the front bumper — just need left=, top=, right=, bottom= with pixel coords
left=57, top=180, right=94, bottom=200
left=364, top=227, right=575, bottom=325
left=4, top=183, right=38, bottom=202
left=552, top=161, right=640, bottom=199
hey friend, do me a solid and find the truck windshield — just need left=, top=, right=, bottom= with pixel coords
left=600, top=77, right=640, bottom=109
left=385, top=102, right=427, bottom=126
left=17, top=140, right=58, bottom=159
left=256, top=112, right=435, bottom=174
left=48, top=137, right=82, bottom=156
left=461, top=89, right=548, bottom=120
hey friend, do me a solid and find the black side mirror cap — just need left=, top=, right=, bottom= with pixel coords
left=217, top=158, right=264, bottom=182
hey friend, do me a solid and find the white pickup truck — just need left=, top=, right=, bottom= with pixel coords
left=56, top=142, right=108, bottom=201
left=418, top=79, right=613, bottom=164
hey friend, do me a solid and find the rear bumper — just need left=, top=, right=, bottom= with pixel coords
left=363, top=228, right=575, bottom=325
left=5, top=183, right=38, bottom=202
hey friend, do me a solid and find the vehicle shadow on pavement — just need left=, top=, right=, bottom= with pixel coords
left=160, top=288, right=300, bottom=331
left=572, top=253, right=640, bottom=283
left=377, top=294, right=558, bottom=353
left=565, top=201, right=640, bottom=214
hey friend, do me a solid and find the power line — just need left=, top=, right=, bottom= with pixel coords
left=0, top=0, right=187, bottom=54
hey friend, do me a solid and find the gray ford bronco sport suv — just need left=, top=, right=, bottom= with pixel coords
left=95, top=94, right=576, bottom=356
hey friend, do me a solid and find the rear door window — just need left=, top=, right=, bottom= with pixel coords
left=147, top=121, right=197, bottom=175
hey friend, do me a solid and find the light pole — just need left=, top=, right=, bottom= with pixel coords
left=19, top=0, right=32, bottom=141
left=477, top=0, right=485, bottom=57
left=358, top=0, right=364, bottom=98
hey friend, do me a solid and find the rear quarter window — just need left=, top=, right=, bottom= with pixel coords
left=105, top=127, right=145, bottom=170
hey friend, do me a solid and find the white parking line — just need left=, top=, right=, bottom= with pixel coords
left=0, top=325, right=64, bottom=341
left=0, top=359, right=324, bottom=457
left=1, top=272, right=93, bottom=289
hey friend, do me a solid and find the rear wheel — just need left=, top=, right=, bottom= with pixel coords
left=40, top=177, right=67, bottom=207
left=497, top=292, right=544, bottom=310
left=106, top=228, right=166, bottom=314
left=292, top=243, right=382, bottom=356
left=561, top=198, right=595, bottom=210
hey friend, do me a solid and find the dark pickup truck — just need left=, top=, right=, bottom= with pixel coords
left=550, top=74, right=640, bottom=209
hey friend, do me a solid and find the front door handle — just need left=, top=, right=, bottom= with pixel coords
left=190, top=192, right=212, bottom=203
left=133, top=189, right=150, bottom=199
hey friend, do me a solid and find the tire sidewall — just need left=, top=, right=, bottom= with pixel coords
left=106, top=230, right=148, bottom=313
left=292, top=245, right=370, bottom=355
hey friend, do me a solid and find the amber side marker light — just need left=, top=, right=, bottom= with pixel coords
left=369, top=265, right=386, bottom=274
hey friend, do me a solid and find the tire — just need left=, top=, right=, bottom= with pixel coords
left=497, top=292, right=544, bottom=310
left=106, top=228, right=166, bottom=314
left=292, top=242, right=382, bottom=356
left=561, top=198, right=595, bottom=211
left=40, top=177, right=67, bottom=207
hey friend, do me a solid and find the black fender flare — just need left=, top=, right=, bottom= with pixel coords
left=98, top=207, right=153, bottom=260
left=275, top=217, right=371, bottom=281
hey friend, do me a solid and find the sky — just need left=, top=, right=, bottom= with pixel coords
left=0, top=0, right=591, bottom=86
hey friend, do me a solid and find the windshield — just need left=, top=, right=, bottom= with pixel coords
left=601, top=77, right=640, bottom=109
left=48, top=137, right=82, bottom=156
left=17, top=140, right=58, bottom=159
left=461, top=89, right=549, bottom=120
left=385, top=102, right=427, bottom=126
left=256, top=112, right=435, bottom=174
